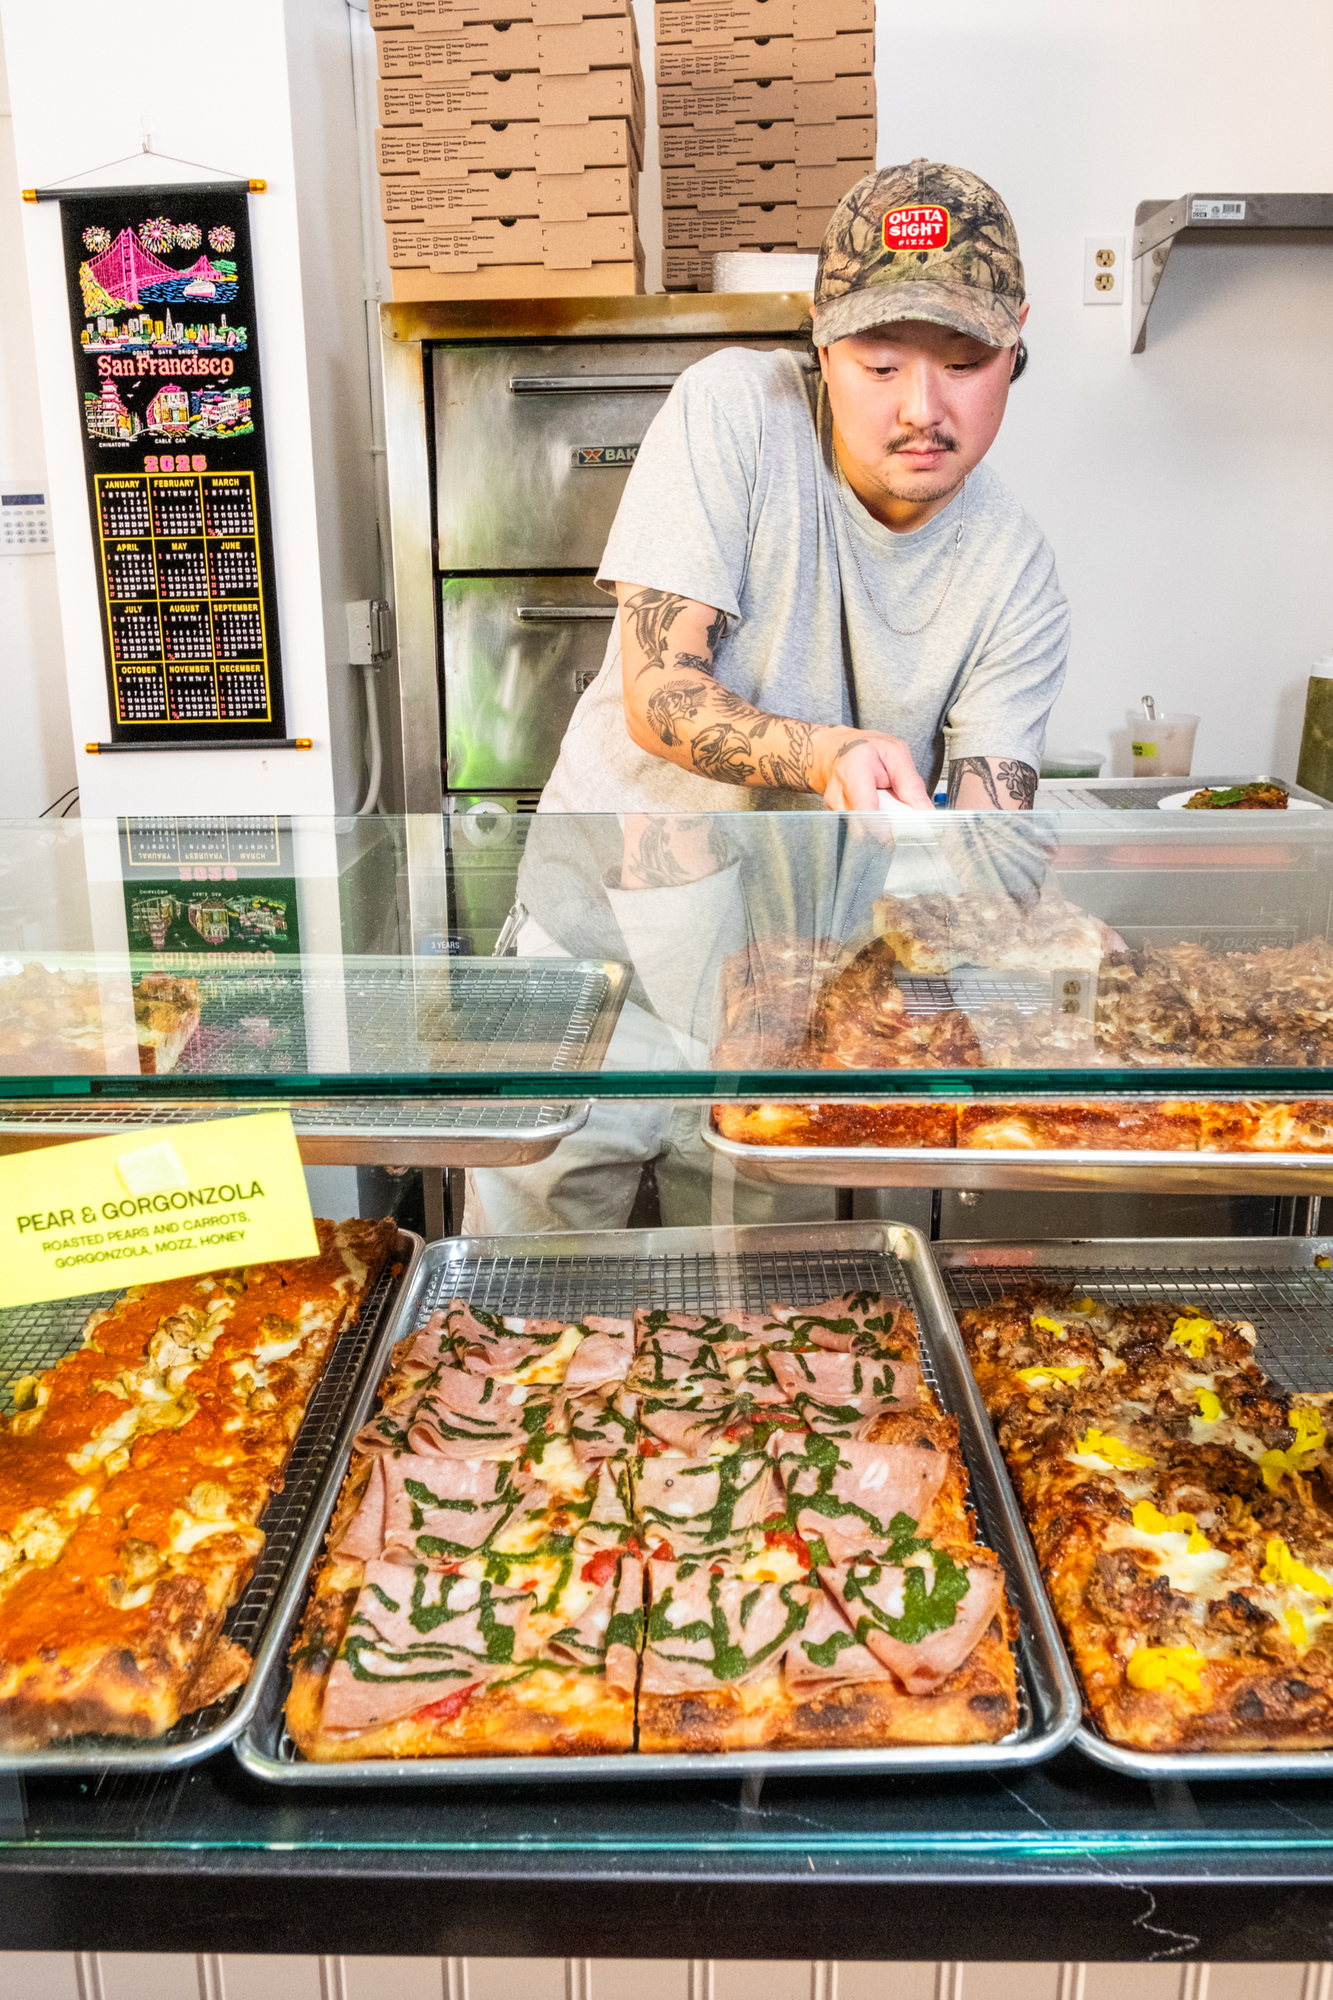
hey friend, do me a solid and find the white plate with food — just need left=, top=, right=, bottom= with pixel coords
left=1157, top=782, right=1321, bottom=810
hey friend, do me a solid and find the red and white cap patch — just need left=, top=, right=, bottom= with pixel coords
left=882, top=205, right=951, bottom=253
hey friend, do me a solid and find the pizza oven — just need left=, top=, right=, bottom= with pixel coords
left=378, top=298, right=810, bottom=833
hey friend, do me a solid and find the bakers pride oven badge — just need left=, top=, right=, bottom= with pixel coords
left=883, top=205, right=952, bottom=253
left=572, top=444, right=640, bottom=468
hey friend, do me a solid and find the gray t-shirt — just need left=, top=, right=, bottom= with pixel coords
left=539, top=344, right=1068, bottom=816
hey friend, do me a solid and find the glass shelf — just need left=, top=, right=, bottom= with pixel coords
left=2, top=807, right=1332, bottom=1099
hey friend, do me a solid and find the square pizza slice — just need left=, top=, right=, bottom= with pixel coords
left=287, top=1303, right=642, bottom=1760
left=959, top=1285, right=1333, bottom=1752
left=0, top=1217, right=396, bottom=1744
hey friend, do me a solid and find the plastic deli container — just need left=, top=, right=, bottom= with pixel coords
left=1127, top=712, right=1199, bottom=776
left=1040, top=750, right=1105, bottom=779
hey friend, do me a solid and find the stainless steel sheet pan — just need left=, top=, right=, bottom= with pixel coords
left=702, top=1104, right=1333, bottom=1194
left=235, top=1220, right=1081, bottom=1786
left=0, top=1098, right=590, bottom=1167
left=0, top=1229, right=422, bottom=1772
left=936, top=1236, right=1333, bottom=1780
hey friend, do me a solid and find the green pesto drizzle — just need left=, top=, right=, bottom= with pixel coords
left=637, top=1450, right=772, bottom=1547
left=646, top=1575, right=807, bottom=1683
left=841, top=1551, right=971, bottom=1646
left=801, top=1626, right=857, bottom=1668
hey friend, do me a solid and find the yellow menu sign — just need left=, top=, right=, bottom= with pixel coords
left=0, top=1111, right=317, bottom=1309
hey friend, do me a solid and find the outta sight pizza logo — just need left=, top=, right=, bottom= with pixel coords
left=881, top=205, right=952, bottom=253
left=78, top=217, right=254, bottom=448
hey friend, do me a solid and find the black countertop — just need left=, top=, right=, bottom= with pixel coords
left=5, top=1750, right=1333, bottom=1962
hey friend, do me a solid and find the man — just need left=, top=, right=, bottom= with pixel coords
left=465, top=158, right=1068, bottom=1235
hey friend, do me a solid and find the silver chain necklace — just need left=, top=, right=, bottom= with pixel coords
left=833, top=456, right=967, bottom=637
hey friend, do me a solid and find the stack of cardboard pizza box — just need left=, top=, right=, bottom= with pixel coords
left=656, top=0, right=875, bottom=291
left=374, top=0, right=646, bottom=299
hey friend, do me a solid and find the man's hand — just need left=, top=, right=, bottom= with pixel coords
left=808, top=728, right=934, bottom=812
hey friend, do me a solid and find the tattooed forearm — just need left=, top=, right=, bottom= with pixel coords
left=618, top=580, right=844, bottom=795
left=948, top=757, right=1000, bottom=808
left=691, top=722, right=756, bottom=784
left=946, top=755, right=1037, bottom=810
left=645, top=679, right=709, bottom=748
left=997, top=759, right=1038, bottom=808
left=757, top=719, right=819, bottom=791
left=645, top=679, right=820, bottom=790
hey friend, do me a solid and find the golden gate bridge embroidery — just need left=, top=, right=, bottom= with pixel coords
left=80, top=226, right=240, bottom=316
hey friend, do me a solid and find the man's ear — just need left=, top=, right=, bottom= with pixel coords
left=817, top=344, right=830, bottom=381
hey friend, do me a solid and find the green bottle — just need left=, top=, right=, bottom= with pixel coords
left=1297, top=663, right=1333, bottom=802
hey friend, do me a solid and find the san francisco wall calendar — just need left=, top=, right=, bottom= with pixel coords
left=59, top=185, right=287, bottom=743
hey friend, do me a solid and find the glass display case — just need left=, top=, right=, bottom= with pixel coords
left=4, top=807, right=1333, bottom=1956
left=5, top=809, right=1333, bottom=1171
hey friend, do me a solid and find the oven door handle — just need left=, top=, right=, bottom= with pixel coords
left=507, top=374, right=681, bottom=394
left=515, top=605, right=616, bottom=620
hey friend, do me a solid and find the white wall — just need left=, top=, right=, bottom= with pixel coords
left=0, top=33, right=77, bottom=820
left=0, top=0, right=384, bottom=817
left=287, top=0, right=388, bottom=814
left=4, top=0, right=1329, bottom=802
left=891, top=0, right=1333, bottom=779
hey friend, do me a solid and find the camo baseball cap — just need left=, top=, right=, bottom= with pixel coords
left=812, top=158, right=1024, bottom=349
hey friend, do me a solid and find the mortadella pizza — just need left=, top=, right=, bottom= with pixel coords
left=287, top=1289, right=1019, bottom=1759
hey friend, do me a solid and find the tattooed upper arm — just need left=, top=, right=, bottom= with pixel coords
left=946, top=756, right=1037, bottom=810
left=621, top=588, right=692, bottom=679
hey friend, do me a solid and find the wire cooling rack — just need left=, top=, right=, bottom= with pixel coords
left=171, top=958, right=630, bottom=1078
left=941, top=1251, right=1333, bottom=1397
left=425, top=1241, right=903, bottom=1322
left=895, top=970, right=1054, bottom=1016
left=0, top=1100, right=581, bottom=1133
left=0, top=1232, right=419, bottom=1771
left=0, top=1290, right=122, bottom=1414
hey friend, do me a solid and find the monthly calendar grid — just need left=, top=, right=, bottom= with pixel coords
left=95, top=468, right=274, bottom=729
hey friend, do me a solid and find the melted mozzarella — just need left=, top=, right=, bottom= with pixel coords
left=67, top=1405, right=141, bottom=1471
left=734, top=1544, right=805, bottom=1585
left=108, top=1581, right=156, bottom=1611
left=253, top=1335, right=302, bottom=1366
left=1188, top=1416, right=1267, bottom=1459
left=1063, top=1452, right=1156, bottom=1502
left=168, top=1515, right=251, bottom=1555
left=1119, top=1524, right=1231, bottom=1600
left=500, top=1323, right=585, bottom=1386
left=530, top=1434, right=588, bottom=1500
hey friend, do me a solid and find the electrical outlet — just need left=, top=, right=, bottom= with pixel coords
left=1083, top=235, right=1125, bottom=305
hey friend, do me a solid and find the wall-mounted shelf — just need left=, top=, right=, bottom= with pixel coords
left=1133, top=191, right=1333, bottom=351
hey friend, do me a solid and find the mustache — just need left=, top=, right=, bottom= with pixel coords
left=887, top=429, right=958, bottom=454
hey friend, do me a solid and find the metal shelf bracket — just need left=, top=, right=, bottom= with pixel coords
left=1133, top=191, right=1333, bottom=352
